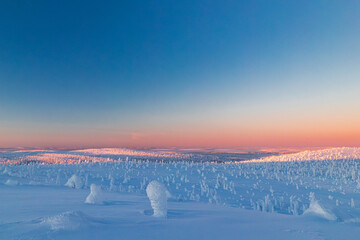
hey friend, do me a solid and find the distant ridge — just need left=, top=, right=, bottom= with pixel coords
left=241, top=147, right=360, bottom=163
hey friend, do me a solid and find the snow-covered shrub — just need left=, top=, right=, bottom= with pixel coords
left=5, top=179, right=18, bottom=186
left=351, top=198, right=355, bottom=208
left=65, top=174, right=83, bottom=189
left=85, top=184, right=102, bottom=204
left=146, top=180, right=168, bottom=217
left=303, top=192, right=336, bottom=220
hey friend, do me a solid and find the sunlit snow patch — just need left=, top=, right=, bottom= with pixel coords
left=73, top=148, right=192, bottom=159
left=0, top=148, right=195, bottom=165
left=26, top=153, right=113, bottom=164
left=241, top=147, right=360, bottom=163
left=0, top=152, right=114, bottom=165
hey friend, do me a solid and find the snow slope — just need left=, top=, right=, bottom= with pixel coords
left=242, top=147, right=360, bottom=163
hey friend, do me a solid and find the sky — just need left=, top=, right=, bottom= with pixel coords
left=0, top=0, right=360, bottom=149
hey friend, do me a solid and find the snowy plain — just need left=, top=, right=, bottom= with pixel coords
left=1, top=147, right=360, bottom=239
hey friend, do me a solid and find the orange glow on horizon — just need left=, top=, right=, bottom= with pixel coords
left=1, top=123, right=360, bottom=149
left=1, top=106, right=360, bottom=149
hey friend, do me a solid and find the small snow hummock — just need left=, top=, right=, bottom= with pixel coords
left=303, top=192, right=336, bottom=221
left=85, top=184, right=102, bottom=204
left=40, top=211, right=91, bottom=230
left=64, top=174, right=83, bottom=189
left=146, top=181, right=168, bottom=217
left=5, top=179, right=19, bottom=186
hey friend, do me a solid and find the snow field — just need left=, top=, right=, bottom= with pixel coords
left=1, top=152, right=360, bottom=221
left=2, top=148, right=360, bottom=239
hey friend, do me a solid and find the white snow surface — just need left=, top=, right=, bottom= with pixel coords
left=242, top=147, right=360, bottom=163
left=1, top=147, right=360, bottom=239
left=73, top=148, right=192, bottom=159
left=40, top=211, right=92, bottom=230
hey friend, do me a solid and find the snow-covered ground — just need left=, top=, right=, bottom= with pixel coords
left=1, top=147, right=360, bottom=239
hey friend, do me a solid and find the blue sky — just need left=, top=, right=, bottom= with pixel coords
left=0, top=1, right=359, bottom=148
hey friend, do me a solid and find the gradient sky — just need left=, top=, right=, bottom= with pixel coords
left=0, top=0, right=360, bottom=149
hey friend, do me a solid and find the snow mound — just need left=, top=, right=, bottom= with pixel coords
left=303, top=192, right=336, bottom=221
left=146, top=181, right=168, bottom=217
left=64, top=174, right=83, bottom=189
left=85, top=184, right=102, bottom=204
left=242, top=147, right=360, bottom=163
left=40, top=211, right=91, bottom=230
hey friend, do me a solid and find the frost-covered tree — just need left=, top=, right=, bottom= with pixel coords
left=85, top=184, right=102, bottom=204
left=64, top=174, right=83, bottom=189
left=146, top=181, right=168, bottom=217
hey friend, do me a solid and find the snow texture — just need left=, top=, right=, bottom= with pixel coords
left=85, top=184, right=103, bottom=204
left=303, top=192, right=336, bottom=221
left=5, top=179, right=18, bottom=186
left=242, top=147, right=360, bottom=163
left=41, top=211, right=92, bottom=230
left=65, top=174, right=83, bottom=189
left=1, top=147, right=360, bottom=239
left=146, top=181, right=168, bottom=217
